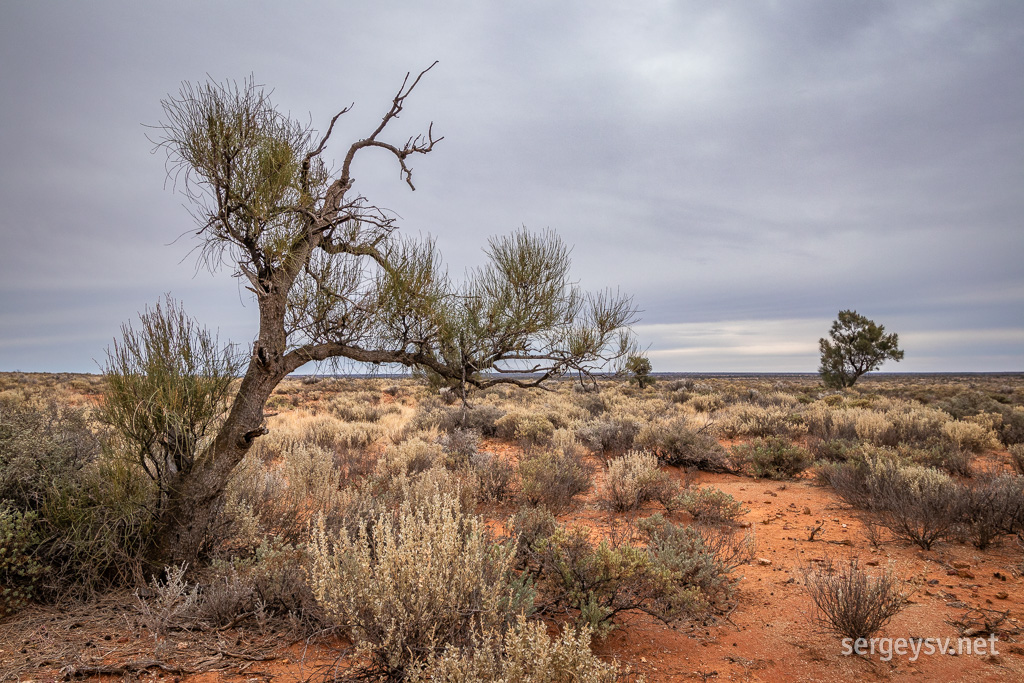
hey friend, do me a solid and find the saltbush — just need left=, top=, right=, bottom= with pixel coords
left=308, top=494, right=535, bottom=680
left=730, top=437, right=810, bottom=479
left=676, top=487, right=747, bottom=524
left=602, top=450, right=678, bottom=512
left=519, top=449, right=594, bottom=513
left=635, top=418, right=730, bottom=471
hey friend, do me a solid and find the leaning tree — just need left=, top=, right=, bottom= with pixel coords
left=138, top=64, right=639, bottom=561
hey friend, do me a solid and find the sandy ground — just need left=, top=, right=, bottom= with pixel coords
left=2, top=379, right=1023, bottom=682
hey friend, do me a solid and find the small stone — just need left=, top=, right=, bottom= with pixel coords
left=757, top=558, right=772, bottom=566
left=952, top=561, right=970, bottom=569
left=802, top=507, right=811, bottom=515
left=866, top=560, right=879, bottom=566
left=956, top=569, right=975, bottom=579
left=996, top=591, right=1009, bottom=600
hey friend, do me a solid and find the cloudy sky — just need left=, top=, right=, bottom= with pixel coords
left=1, top=1, right=1022, bottom=374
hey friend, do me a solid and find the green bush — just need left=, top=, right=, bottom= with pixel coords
left=308, top=494, right=534, bottom=680
left=823, top=454, right=960, bottom=550
left=807, top=437, right=860, bottom=462
left=1, top=396, right=154, bottom=601
left=0, top=504, right=43, bottom=615
left=532, top=515, right=746, bottom=637
left=519, top=449, right=593, bottom=513
left=676, top=487, right=747, bottom=524
left=0, top=396, right=99, bottom=511
left=730, top=437, right=810, bottom=479
left=635, top=418, right=730, bottom=471
left=496, top=411, right=556, bottom=446
left=533, top=526, right=668, bottom=638
left=472, top=451, right=518, bottom=503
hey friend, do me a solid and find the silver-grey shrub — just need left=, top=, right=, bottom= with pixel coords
left=308, top=494, right=534, bottom=680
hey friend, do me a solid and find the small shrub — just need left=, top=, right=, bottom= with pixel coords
left=865, top=457, right=960, bottom=550
left=677, top=487, right=747, bottom=524
left=0, top=504, right=43, bottom=615
left=508, top=504, right=558, bottom=568
left=638, top=513, right=749, bottom=611
left=942, top=420, right=998, bottom=454
left=519, top=449, right=594, bottom=513
left=955, top=471, right=1024, bottom=549
left=441, top=428, right=480, bottom=469
left=408, top=616, right=619, bottom=683
left=730, top=437, right=810, bottom=479
left=472, top=451, right=517, bottom=503
left=496, top=411, right=556, bottom=446
left=134, top=564, right=200, bottom=638
left=998, top=407, right=1024, bottom=446
left=534, top=516, right=745, bottom=637
left=685, top=393, right=725, bottom=413
left=1010, top=444, right=1024, bottom=475
left=576, top=416, right=642, bottom=456
left=602, top=450, right=679, bottom=512
left=901, top=441, right=972, bottom=477
left=719, top=404, right=796, bottom=438
left=0, top=396, right=100, bottom=511
left=804, top=557, right=907, bottom=641
left=378, top=437, right=445, bottom=478
left=308, top=494, right=535, bottom=680
left=807, top=437, right=860, bottom=462
left=533, top=526, right=666, bottom=637
left=635, top=418, right=730, bottom=472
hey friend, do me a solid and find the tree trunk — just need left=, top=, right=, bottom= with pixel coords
left=149, top=354, right=284, bottom=564
left=151, top=288, right=292, bottom=564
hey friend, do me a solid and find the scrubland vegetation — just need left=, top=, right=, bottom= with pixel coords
left=1, top=370, right=1023, bottom=680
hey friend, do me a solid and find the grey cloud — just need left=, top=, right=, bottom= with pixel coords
left=1, top=0, right=1021, bottom=372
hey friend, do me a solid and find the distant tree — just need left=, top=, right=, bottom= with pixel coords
left=625, top=354, right=655, bottom=389
left=136, top=64, right=638, bottom=561
left=818, top=310, right=904, bottom=388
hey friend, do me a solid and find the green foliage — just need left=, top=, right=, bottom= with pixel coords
left=575, top=416, right=642, bottom=456
left=820, top=453, right=960, bottom=549
left=635, top=417, right=730, bottom=471
left=102, top=296, right=239, bottom=496
left=676, top=487, right=747, bottom=524
left=0, top=503, right=43, bottom=615
left=819, top=310, right=904, bottom=388
left=518, top=449, right=594, bottom=513
left=730, top=437, right=810, bottom=479
left=1, top=395, right=153, bottom=601
left=0, top=396, right=99, bottom=511
left=531, top=516, right=745, bottom=637
left=625, top=354, right=655, bottom=389
left=497, top=411, right=556, bottom=446
left=532, top=526, right=666, bottom=638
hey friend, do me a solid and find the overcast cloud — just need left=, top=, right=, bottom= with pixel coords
left=1, top=1, right=1021, bottom=373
